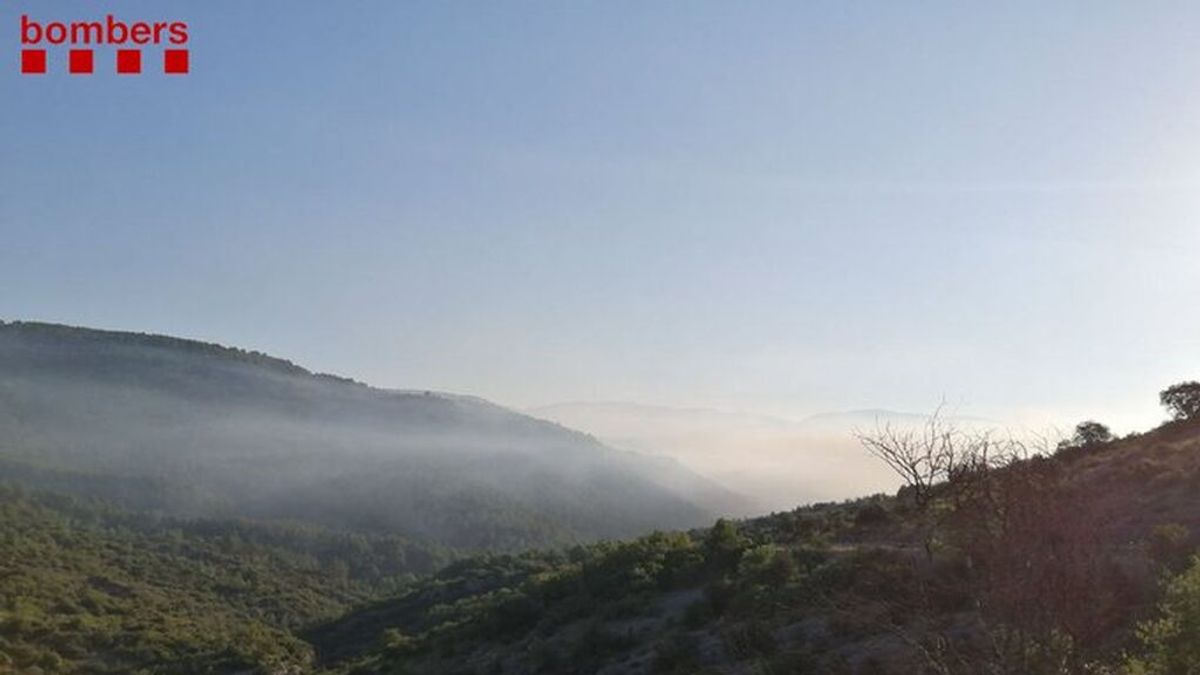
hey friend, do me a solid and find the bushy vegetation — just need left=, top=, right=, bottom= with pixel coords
left=312, top=504, right=874, bottom=674
left=324, top=384, right=1200, bottom=674
left=1127, top=556, right=1200, bottom=674
left=6, top=363, right=1200, bottom=673
left=0, top=485, right=447, bottom=673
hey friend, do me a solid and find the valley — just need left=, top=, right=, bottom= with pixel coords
left=3, top=322, right=1199, bottom=673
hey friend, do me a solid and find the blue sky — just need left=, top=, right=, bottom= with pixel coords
left=3, top=1, right=1199, bottom=431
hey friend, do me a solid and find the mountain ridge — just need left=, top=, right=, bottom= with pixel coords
left=0, top=320, right=744, bottom=550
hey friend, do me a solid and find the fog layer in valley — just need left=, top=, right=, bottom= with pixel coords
left=529, top=402, right=1003, bottom=513
left=0, top=322, right=749, bottom=550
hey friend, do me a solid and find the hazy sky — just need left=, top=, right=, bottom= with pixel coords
left=3, top=1, right=1199, bottom=432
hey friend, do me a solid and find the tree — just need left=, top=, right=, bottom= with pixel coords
left=1056, top=421, right=1113, bottom=453
left=856, top=409, right=963, bottom=510
left=857, top=410, right=1019, bottom=562
left=856, top=409, right=1010, bottom=511
left=1160, top=382, right=1200, bottom=421
left=703, top=518, right=746, bottom=573
left=859, top=418, right=1123, bottom=672
left=1072, top=420, right=1113, bottom=446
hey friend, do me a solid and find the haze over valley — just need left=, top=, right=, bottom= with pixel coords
left=7, top=1, right=1200, bottom=672
left=0, top=321, right=744, bottom=551
left=529, top=402, right=931, bottom=512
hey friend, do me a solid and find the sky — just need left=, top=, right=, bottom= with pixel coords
left=3, top=1, right=1200, bottom=433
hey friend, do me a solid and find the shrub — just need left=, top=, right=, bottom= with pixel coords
left=572, top=623, right=636, bottom=663
left=653, top=633, right=701, bottom=674
left=854, top=502, right=890, bottom=527
left=704, top=519, right=746, bottom=573
left=1127, top=556, right=1200, bottom=674
left=723, top=620, right=777, bottom=659
left=738, top=545, right=797, bottom=587
left=682, top=598, right=713, bottom=629
left=705, top=578, right=737, bottom=617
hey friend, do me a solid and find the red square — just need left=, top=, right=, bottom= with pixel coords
left=116, top=50, right=141, bottom=74
left=21, top=49, right=46, bottom=74
left=69, top=49, right=94, bottom=75
left=164, top=49, right=189, bottom=74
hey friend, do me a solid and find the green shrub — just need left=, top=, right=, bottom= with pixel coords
left=738, top=545, right=798, bottom=587
left=1127, top=556, right=1200, bottom=674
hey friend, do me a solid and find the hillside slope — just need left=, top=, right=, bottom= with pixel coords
left=0, top=485, right=447, bottom=673
left=5, top=410, right=1200, bottom=673
left=312, top=417, right=1200, bottom=674
left=0, top=321, right=735, bottom=550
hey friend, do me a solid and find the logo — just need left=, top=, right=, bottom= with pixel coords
left=20, top=14, right=189, bottom=75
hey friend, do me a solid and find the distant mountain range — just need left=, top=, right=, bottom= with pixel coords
left=527, top=401, right=996, bottom=511
left=0, top=321, right=747, bottom=550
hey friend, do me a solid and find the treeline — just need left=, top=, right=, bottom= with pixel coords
left=0, top=320, right=323, bottom=381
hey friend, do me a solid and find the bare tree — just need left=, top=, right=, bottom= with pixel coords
left=856, top=412, right=1121, bottom=671
left=857, top=409, right=1032, bottom=566
left=857, top=407, right=976, bottom=510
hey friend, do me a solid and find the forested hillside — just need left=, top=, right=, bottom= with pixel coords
left=0, top=321, right=740, bottom=550
left=7, top=320, right=1200, bottom=673
left=0, top=485, right=446, bottom=673
left=5, top=409, right=1200, bottom=672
